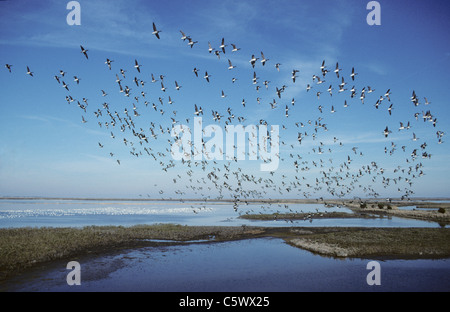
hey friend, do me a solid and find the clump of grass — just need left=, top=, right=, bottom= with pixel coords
left=438, top=208, right=446, bottom=214
left=360, top=203, right=367, bottom=209
left=377, top=203, right=385, bottom=209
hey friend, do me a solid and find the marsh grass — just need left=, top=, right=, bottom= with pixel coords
left=0, top=224, right=259, bottom=280
left=287, top=228, right=450, bottom=258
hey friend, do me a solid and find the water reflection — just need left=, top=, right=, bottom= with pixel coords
left=4, top=238, right=449, bottom=292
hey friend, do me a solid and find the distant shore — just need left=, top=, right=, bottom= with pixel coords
left=239, top=200, right=450, bottom=224
left=1, top=224, right=449, bottom=283
left=1, top=196, right=450, bottom=203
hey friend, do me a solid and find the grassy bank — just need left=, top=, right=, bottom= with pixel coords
left=286, top=227, right=450, bottom=259
left=0, top=224, right=263, bottom=281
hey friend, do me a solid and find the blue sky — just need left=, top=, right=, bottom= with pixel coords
left=0, top=0, right=449, bottom=199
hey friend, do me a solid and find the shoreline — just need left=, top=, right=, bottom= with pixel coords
left=1, top=196, right=450, bottom=202
left=1, top=198, right=449, bottom=284
left=1, top=224, right=449, bottom=283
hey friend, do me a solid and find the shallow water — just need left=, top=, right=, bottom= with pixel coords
left=1, top=199, right=448, bottom=292
left=3, top=238, right=449, bottom=292
left=0, top=199, right=445, bottom=228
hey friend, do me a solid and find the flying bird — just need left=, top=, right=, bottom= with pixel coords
left=80, top=45, right=88, bottom=59
left=187, top=37, right=198, bottom=48
left=350, top=67, right=358, bottom=80
left=180, top=30, right=188, bottom=41
left=260, top=51, right=269, bottom=66
left=204, top=71, right=211, bottom=82
left=220, top=38, right=227, bottom=54
left=152, top=22, right=161, bottom=39
left=105, top=58, right=113, bottom=70
left=26, top=66, right=33, bottom=77
left=249, top=54, right=259, bottom=68
left=231, top=44, right=240, bottom=52
left=228, top=59, right=236, bottom=70
left=134, top=59, right=142, bottom=72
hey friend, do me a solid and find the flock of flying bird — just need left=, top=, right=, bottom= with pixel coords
left=3, top=21, right=446, bottom=212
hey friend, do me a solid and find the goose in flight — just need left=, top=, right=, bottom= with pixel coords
left=292, top=69, right=299, bottom=82
left=383, top=126, right=391, bottom=138
left=388, top=103, right=393, bottom=115
left=214, top=50, right=221, bottom=59
left=5, top=64, right=12, bottom=72
left=175, top=81, right=181, bottom=90
left=252, top=71, right=258, bottom=84
left=134, top=59, right=142, bottom=72
left=26, top=66, right=33, bottom=77
left=62, top=81, right=69, bottom=91
left=249, top=54, right=259, bottom=68
left=180, top=30, right=188, bottom=41
left=220, top=38, right=227, bottom=54
left=231, top=44, right=240, bottom=52
left=260, top=51, right=269, bottom=66
left=187, top=37, right=198, bottom=48
left=194, top=104, right=203, bottom=116
left=81, top=116, right=87, bottom=123
left=385, top=89, right=391, bottom=101
left=208, top=42, right=214, bottom=53
left=204, top=71, right=211, bottom=82
left=193, top=68, right=199, bottom=77
left=80, top=45, right=88, bottom=59
left=228, top=59, right=236, bottom=70
left=275, top=63, right=281, bottom=71
left=334, top=62, right=341, bottom=78
left=152, top=22, right=161, bottom=39
left=105, top=58, right=113, bottom=70
left=350, top=67, right=358, bottom=80
left=73, top=76, right=80, bottom=84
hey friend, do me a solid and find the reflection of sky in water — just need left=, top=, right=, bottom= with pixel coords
left=5, top=238, right=450, bottom=292
left=0, top=199, right=446, bottom=228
